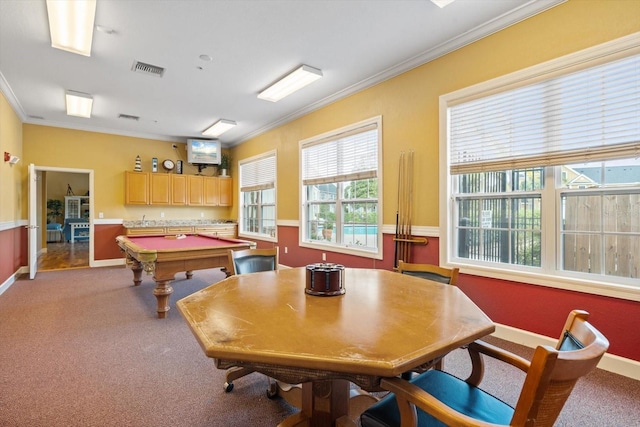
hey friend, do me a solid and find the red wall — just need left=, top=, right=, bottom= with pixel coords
left=94, top=224, right=127, bottom=260
left=0, top=225, right=27, bottom=283
left=4, top=222, right=638, bottom=362
left=273, top=226, right=640, bottom=362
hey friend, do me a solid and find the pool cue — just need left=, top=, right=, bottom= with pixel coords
left=406, top=150, right=414, bottom=262
left=396, top=152, right=405, bottom=266
left=394, top=152, right=403, bottom=268
left=401, top=152, right=408, bottom=263
left=400, top=151, right=409, bottom=264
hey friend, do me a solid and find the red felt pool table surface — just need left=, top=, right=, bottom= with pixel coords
left=116, top=234, right=256, bottom=318
left=125, top=234, right=248, bottom=251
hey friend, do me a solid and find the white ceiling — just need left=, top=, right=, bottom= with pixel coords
left=0, top=0, right=563, bottom=147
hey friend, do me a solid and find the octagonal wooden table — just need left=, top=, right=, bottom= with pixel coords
left=177, top=267, right=494, bottom=427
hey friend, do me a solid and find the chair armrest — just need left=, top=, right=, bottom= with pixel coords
left=470, top=340, right=530, bottom=372
left=380, top=377, right=508, bottom=427
left=465, top=340, right=530, bottom=386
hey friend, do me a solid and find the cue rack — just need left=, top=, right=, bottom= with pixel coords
left=394, top=150, right=427, bottom=268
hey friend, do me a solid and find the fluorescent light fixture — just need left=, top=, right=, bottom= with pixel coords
left=430, top=0, right=456, bottom=8
left=202, top=119, right=237, bottom=137
left=258, top=65, right=323, bottom=102
left=65, top=90, right=93, bottom=118
left=46, top=0, right=97, bottom=56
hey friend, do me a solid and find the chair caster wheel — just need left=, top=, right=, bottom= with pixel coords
left=267, top=383, right=278, bottom=399
left=224, top=382, right=234, bottom=392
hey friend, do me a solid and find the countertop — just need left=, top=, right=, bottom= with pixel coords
left=123, top=219, right=236, bottom=228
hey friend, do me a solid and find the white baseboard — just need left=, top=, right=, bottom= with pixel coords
left=493, top=323, right=640, bottom=381
left=0, top=273, right=16, bottom=296
left=0, top=267, right=28, bottom=297
left=91, top=259, right=126, bottom=268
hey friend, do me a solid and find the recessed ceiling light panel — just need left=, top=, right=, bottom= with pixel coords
left=65, top=90, right=93, bottom=118
left=258, top=65, right=323, bottom=102
left=203, top=119, right=237, bottom=137
left=46, top=0, right=96, bottom=56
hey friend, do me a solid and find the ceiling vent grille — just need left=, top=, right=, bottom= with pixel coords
left=118, top=114, right=140, bottom=121
left=131, top=61, right=165, bottom=77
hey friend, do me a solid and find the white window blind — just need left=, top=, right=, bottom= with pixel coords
left=240, top=153, right=276, bottom=192
left=449, top=53, right=640, bottom=174
left=302, top=123, right=378, bottom=185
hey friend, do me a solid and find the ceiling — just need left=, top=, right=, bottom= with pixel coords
left=0, top=0, right=563, bottom=147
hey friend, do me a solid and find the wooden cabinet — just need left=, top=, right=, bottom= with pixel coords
left=125, top=224, right=237, bottom=237
left=187, top=175, right=204, bottom=205
left=125, top=171, right=232, bottom=207
left=150, top=174, right=171, bottom=205
left=219, top=177, right=232, bottom=206
left=203, top=176, right=220, bottom=206
left=125, top=171, right=149, bottom=205
left=171, top=175, right=187, bottom=205
left=195, top=224, right=236, bottom=238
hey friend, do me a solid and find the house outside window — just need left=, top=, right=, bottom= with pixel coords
left=239, top=151, right=276, bottom=240
left=441, top=39, right=640, bottom=297
left=300, top=117, right=382, bottom=259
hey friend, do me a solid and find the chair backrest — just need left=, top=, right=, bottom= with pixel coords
left=510, top=310, right=609, bottom=426
left=227, top=247, right=279, bottom=275
left=397, top=260, right=459, bottom=285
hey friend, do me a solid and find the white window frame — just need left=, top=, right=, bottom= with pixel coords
left=238, top=150, right=277, bottom=242
left=299, top=116, right=383, bottom=259
left=439, top=33, right=640, bottom=302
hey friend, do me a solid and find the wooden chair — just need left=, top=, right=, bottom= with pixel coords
left=223, top=247, right=279, bottom=393
left=397, top=260, right=459, bottom=285
left=360, top=309, right=609, bottom=427
left=398, top=260, right=459, bottom=373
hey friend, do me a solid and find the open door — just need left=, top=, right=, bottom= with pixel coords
left=28, top=163, right=38, bottom=279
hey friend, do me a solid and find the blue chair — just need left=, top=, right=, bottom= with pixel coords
left=46, top=223, right=63, bottom=242
left=360, top=310, right=609, bottom=427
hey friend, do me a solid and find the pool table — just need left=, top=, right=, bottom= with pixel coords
left=116, top=234, right=256, bottom=318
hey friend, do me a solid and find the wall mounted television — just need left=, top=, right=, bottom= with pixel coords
left=187, top=139, right=221, bottom=165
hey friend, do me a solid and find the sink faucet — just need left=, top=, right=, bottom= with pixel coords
left=142, top=215, right=147, bottom=226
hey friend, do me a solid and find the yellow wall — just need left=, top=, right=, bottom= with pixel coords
left=14, top=0, right=640, bottom=228
left=22, top=125, right=232, bottom=221
left=0, top=91, right=23, bottom=222
left=230, top=0, right=640, bottom=226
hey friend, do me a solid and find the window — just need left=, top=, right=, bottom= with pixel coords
left=300, top=117, right=382, bottom=258
left=441, top=37, right=640, bottom=297
left=239, top=151, right=276, bottom=240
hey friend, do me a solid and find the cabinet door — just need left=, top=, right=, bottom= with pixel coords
left=150, top=174, right=171, bottom=205
left=171, top=175, right=187, bottom=205
left=187, top=175, right=203, bottom=206
left=125, top=171, right=149, bottom=205
left=218, top=177, right=232, bottom=206
left=203, top=176, right=220, bottom=206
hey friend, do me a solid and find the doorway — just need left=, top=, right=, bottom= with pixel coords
left=29, top=165, right=94, bottom=276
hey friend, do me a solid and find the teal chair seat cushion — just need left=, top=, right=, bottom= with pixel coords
left=361, top=370, right=514, bottom=427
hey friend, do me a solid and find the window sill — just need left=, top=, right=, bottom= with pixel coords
left=300, top=240, right=382, bottom=260
left=238, top=232, right=277, bottom=243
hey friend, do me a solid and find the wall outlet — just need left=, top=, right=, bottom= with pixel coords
left=160, top=212, right=164, bottom=218
left=98, top=212, right=104, bottom=219
left=322, top=253, right=326, bottom=261
left=200, top=212, right=204, bottom=218
left=284, top=247, right=288, bottom=254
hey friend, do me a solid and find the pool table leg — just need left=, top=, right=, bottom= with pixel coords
left=153, top=278, right=174, bottom=319
left=185, top=270, right=193, bottom=279
left=130, top=260, right=143, bottom=286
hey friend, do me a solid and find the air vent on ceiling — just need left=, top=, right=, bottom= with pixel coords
left=28, top=115, right=45, bottom=120
left=131, top=60, right=165, bottom=77
left=118, top=114, right=140, bottom=121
